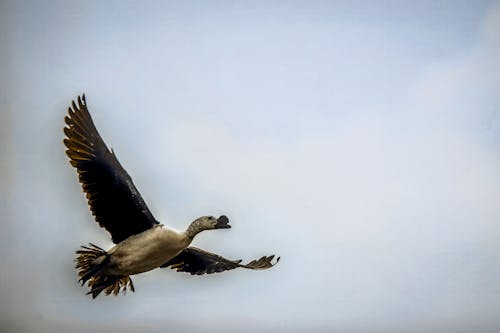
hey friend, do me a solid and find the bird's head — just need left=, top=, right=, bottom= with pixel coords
left=186, top=215, right=231, bottom=238
left=204, top=215, right=231, bottom=229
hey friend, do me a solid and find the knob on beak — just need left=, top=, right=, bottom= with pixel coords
left=215, top=215, right=231, bottom=229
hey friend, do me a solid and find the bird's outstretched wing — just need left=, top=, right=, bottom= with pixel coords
left=161, top=247, right=279, bottom=275
left=64, top=95, right=159, bottom=243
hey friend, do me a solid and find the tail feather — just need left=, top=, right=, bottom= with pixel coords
left=87, top=275, right=135, bottom=298
left=75, top=243, right=109, bottom=285
left=75, top=243, right=135, bottom=298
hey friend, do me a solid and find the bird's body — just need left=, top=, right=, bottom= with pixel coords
left=105, top=225, right=190, bottom=276
left=64, top=95, right=278, bottom=298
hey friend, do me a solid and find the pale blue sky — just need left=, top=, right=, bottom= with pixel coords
left=1, top=1, right=500, bottom=332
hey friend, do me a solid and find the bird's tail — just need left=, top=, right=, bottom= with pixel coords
left=75, top=243, right=135, bottom=298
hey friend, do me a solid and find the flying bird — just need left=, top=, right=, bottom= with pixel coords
left=63, top=95, right=279, bottom=298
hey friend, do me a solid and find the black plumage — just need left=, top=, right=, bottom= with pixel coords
left=64, top=95, right=159, bottom=243
left=161, top=247, right=278, bottom=275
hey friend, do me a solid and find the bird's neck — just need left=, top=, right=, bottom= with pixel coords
left=185, top=219, right=212, bottom=239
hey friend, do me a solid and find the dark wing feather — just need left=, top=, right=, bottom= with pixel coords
left=161, top=247, right=279, bottom=275
left=64, top=95, right=159, bottom=243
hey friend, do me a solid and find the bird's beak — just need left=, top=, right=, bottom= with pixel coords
left=215, top=215, right=231, bottom=229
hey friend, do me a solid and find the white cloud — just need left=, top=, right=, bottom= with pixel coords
left=2, top=2, right=500, bottom=333
left=411, top=3, right=500, bottom=134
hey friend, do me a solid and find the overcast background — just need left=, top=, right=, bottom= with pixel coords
left=1, top=1, right=500, bottom=332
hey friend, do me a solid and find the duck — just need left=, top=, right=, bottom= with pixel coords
left=63, top=95, right=279, bottom=298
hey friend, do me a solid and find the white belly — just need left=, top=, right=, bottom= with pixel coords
left=106, top=225, right=191, bottom=275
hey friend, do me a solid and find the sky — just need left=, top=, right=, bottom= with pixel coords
left=1, top=0, right=500, bottom=332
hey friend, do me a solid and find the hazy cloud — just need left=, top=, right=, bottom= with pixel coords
left=1, top=1, right=500, bottom=332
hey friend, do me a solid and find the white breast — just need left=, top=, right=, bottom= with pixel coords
left=106, top=225, right=191, bottom=275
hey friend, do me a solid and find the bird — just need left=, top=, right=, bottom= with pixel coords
left=63, top=94, right=279, bottom=298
